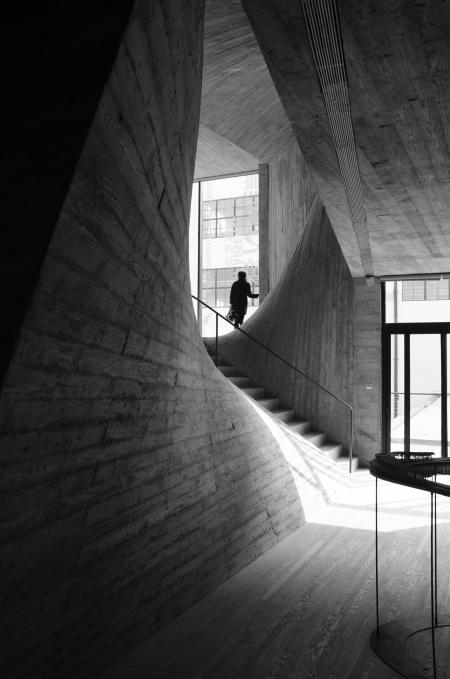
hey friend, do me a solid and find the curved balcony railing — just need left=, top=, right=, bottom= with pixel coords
left=192, top=294, right=354, bottom=473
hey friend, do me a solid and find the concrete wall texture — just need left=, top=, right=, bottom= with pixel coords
left=0, top=2, right=303, bottom=677
left=268, top=142, right=317, bottom=290
left=352, top=279, right=382, bottom=466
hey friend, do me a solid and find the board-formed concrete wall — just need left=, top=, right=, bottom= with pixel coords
left=0, top=2, right=303, bottom=677
left=268, top=142, right=317, bottom=289
left=352, top=279, right=382, bottom=466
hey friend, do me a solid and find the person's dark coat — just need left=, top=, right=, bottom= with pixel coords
left=230, top=279, right=255, bottom=324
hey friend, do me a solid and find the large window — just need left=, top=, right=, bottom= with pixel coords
left=189, top=173, right=259, bottom=336
left=202, top=195, right=259, bottom=238
left=202, top=266, right=259, bottom=308
left=385, top=278, right=450, bottom=323
left=383, top=278, right=450, bottom=457
left=402, top=279, right=450, bottom=302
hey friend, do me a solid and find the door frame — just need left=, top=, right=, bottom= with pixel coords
left=382, top=321, right=450, bottom=456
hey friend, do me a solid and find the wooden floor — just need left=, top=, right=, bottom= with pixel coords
left=100, top=464, right=450, bottom=679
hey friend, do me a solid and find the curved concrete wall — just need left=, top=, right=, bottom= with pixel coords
left=0, top=2, right=302, bottom=677
left=219, top=198, right=354, bottom=450
left=268, top=142, right=317, bottom=289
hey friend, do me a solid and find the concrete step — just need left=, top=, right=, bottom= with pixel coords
left=320, top=441, right=343, bottom=460
left=271, top=408, right=295, bottom=423
left=282, top=423, right=360, bottom=479
left=228, top=376, right=253, bottom=388
left=217, top=363, right=354, bottom=473
left=302, top=430, right=327, bottom=447
left=241, top=386, right=265, bottom=398
left=286, top=418, right=311, bottom=434
left=256, top=397, right=279, bottom=411
left=336, top=456, right=359, bottom=473
left=217, top=365, right=238, bottom=377
left=203, top=344, right=226, bottom=365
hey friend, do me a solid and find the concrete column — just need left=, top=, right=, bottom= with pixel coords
left=258, top=163, right=269, bottom=300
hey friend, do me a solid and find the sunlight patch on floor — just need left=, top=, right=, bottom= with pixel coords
left=243, top=392, right=450, bottom=533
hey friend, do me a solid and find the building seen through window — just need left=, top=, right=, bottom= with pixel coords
left=402, top=279, right=450, bottom=302
left=385, top=278, right=450, bottom=322
left=202, top=266, right=259, bottom=308
left=202, top=195, right=258, bottom=238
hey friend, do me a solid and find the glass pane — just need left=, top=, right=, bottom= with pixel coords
left=391, top=394, right=405, bottom=452
left=216, top=199, right=234, bottom=218
left=202, top=269, right=216, bottom=288
left=403, top=280, right=425, bottom=301
left=235, top=196, right=256, bottom=216
left=235, top=216, right=257, bottom=236
left=390, top=334, right=404, bottom=452
left=203, top=174, right=258, bottom=200
left=201, top=309, right=216, bottom=337
left=202, top=289, right=216, bottom=306
left=202, top=221, right=216, bottom=239
left=448, top=335, right=450, bottom=455
left=436, top=280, right=450, bottom=300
left=189, top=183, right=199, bottom=304
left=216, top=268, right=234, bottom=286
left=202, top=201, right=216, bottom=220
left=197, top=174, right=259, bottom=337
left=426, top=279, right=449, bottom=300
left=410, top=334, right=441, bottom=455
left=216, top=218, right=235, bottom=237
left=385, top=279, right=450, bottom=323
left=201, top=308, right=234, bottom=338
left=215, top=288, right=229, bottom=307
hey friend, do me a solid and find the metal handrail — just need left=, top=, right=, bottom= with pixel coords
left=192, top=294, right=354, bottom=472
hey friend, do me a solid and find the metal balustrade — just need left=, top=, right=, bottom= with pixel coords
left=192, top=294, right=354, bottom=473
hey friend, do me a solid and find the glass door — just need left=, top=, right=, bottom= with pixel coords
left=386, top=329, right=448, bottom=457
left=390, top=333, right=405, bottom=453
left=409, top=334, right=441, bottom=456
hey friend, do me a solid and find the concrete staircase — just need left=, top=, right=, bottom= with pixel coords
left=216, top=360, right=359, bottom=473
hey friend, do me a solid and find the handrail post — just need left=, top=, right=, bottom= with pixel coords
left=349, top=406, right=354, bottom=474
left=215, top=313, right=219, bottom=366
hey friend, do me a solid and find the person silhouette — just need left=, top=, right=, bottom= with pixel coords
left=229, top=271, right=259, bottom=328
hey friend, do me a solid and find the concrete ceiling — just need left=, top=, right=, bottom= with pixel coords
left=199, top=0, right=296, bottom=170
left=194, top=124, right=259, bottom=179
left=200, top=0, right=450, bottom=278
